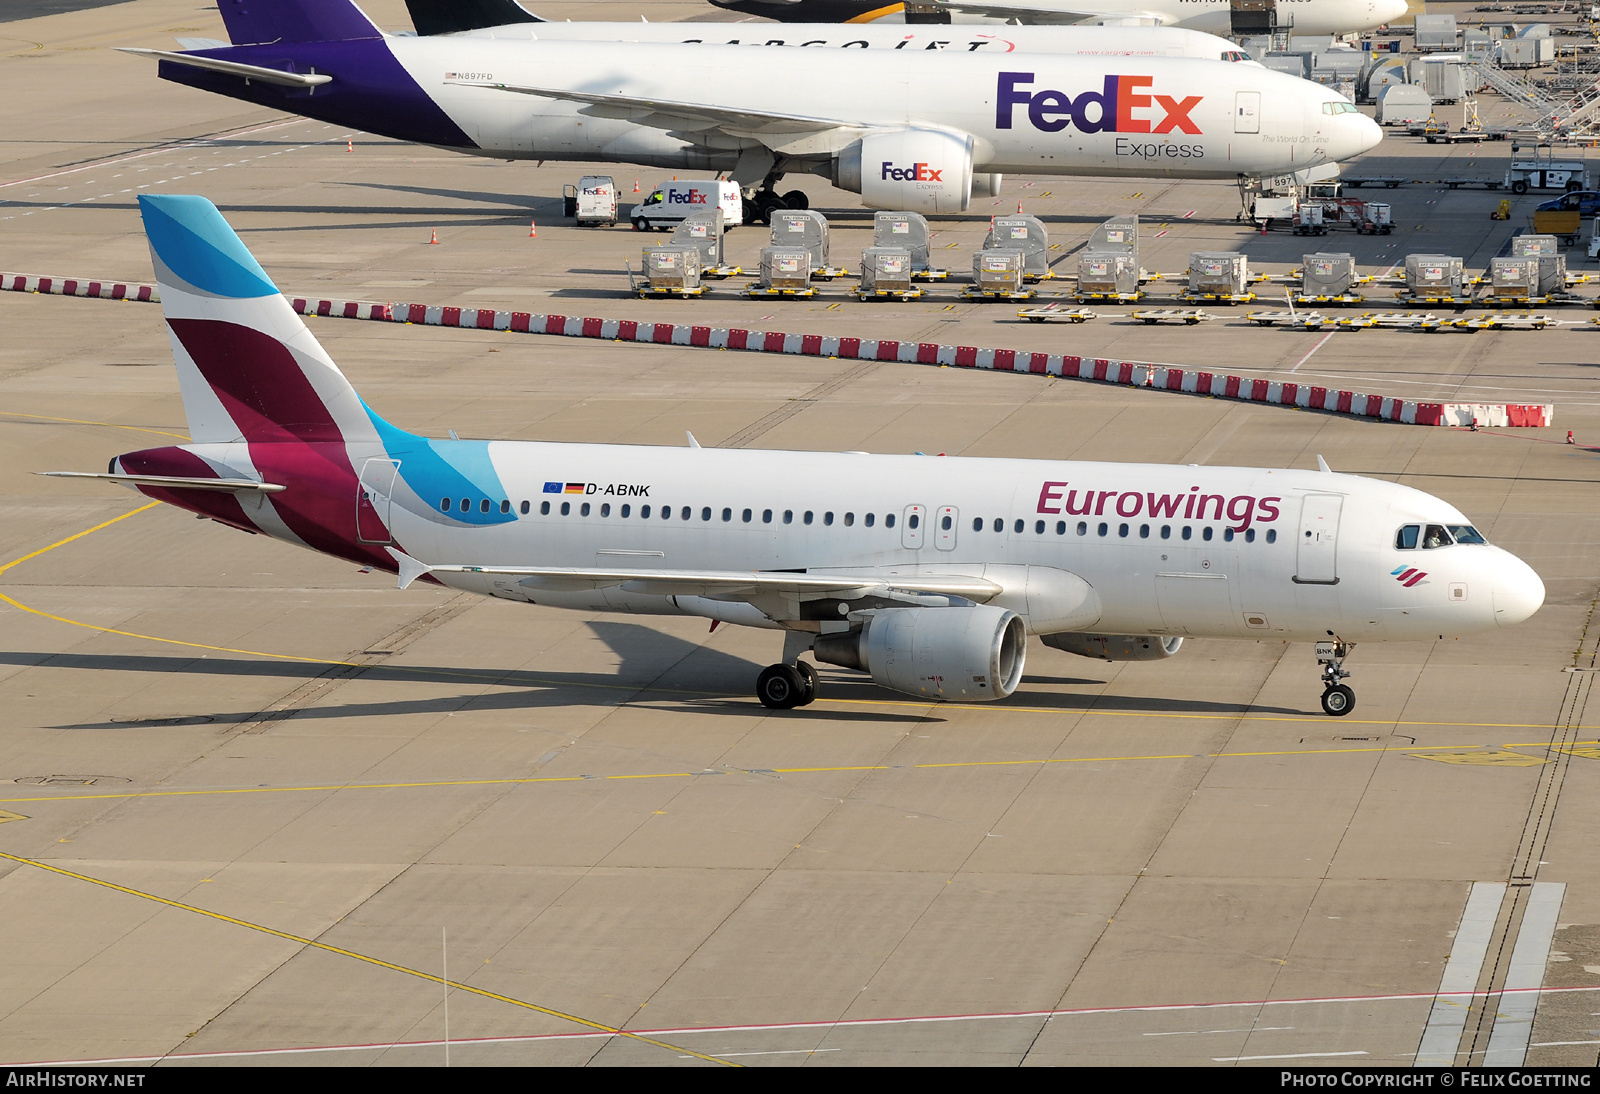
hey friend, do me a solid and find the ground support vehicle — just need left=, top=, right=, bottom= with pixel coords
left=1017, top=303, right=1097, bottom=323
left=1131, top=308, right=1211, bottom=325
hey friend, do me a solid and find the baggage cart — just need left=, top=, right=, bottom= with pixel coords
left=1184, top=252, right=1253, bottom=304
left=873, top=211, right=946, bottom=280
left=964, top=249, right=1033, bottom=300
left=670, top=208, right=740, bottom=279
left=1017, top=302, right=1098, bottom=323
left=1298, top=252, right=1362, bottom=303
left=632, top=245, right=705, bottom=299
left=748, top=247, right=816, bottom=296
left=1400, top=254, right=1470, bottom=305
left=770, top=210, right=846, bottom=279
left=1076, top=251, right=1141, bottom=302
left=856, top=247, right=923, bottom=300
left=983, top=215, right=1051, bottom=281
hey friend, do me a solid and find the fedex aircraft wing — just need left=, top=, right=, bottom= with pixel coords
left=47, top=195, right=1545, bottom=716
left=708, top=0, right=1410, bottom=37
left=129, top=0, right=1379, bottom=218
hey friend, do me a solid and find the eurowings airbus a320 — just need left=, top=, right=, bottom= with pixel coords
left=47, top=196, right=1543, bottom=716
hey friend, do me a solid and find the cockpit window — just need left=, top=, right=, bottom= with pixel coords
left=1221, top=50, right=1251, bottom=62
left=1395, top=525, right=1419, bottom=550
left=1321, top=102, right=1360, bottom=115
left=1421, top=524, right=1453, bottom=549
left=1448, top=525, right=1487, bottom=545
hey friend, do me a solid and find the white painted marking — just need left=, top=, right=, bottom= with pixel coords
left=1145, top=1026, right=1293, bottom=1037
left=1485, top=882, right=1566, bottom=1066
left=1213, top=1050, right=1367, bottom=1062
left=1290, top=331, right=1335, bottom=373
left=1416, top=882, right=1507, bottom=1066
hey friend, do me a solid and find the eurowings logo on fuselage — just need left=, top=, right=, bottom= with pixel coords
left=1392, top=566, right=1428, bottom=588
left=996, top=72, right=1204, bottom=135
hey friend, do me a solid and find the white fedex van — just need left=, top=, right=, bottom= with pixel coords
left=630, top=180, right=742, bottom=231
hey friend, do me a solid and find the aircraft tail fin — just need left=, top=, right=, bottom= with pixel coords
left=138, top=194, right=385, bottom=448
left=405, top=0, right=543, bottom=35
left=217, top=0, right=382, bottom=45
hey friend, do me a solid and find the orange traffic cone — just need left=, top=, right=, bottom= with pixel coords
left=529, top=220, right=537, bottom=238
left=428, top=229, right=439, bottom=245
left=633, top=178, right=640, bottom=193
left=1016, top=200, right=1023, bottom=214
left=346, top=139, right=353, bottom=152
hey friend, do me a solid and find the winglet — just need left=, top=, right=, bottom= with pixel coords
left=1316, top=454, right=1332, bottom=473
left=686, top=431, right=702, bottom=449
left=386, top=548, right=433, bottom=590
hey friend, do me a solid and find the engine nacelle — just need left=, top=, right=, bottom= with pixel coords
left=813, top=605, right=1026, bottom=701
left=832, top=128, right=975, bottom=215
left=1041, top=633, right=1184, bottom=662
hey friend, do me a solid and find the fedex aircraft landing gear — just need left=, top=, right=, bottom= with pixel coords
left=756, top=661, right=817, bottom=709
left=1317, top=639, right=1355, bottom=716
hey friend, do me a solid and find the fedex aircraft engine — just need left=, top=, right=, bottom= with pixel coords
left=1042, top=633, right=1185, bottom=661
left=832, top=128, right=981, bottom=214
left=813, top=605, right=1027, bottom=700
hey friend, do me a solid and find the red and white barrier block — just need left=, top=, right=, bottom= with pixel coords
left=402, top=307, right=1553, bottom=429
left=289, top=296, right=392, bottom=321
left=2, top=272, right=157, bottom=302
left=1, top=273, right=1552, bottom=428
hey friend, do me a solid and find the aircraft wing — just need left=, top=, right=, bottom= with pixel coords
left=390, top=550, right=1000, bottom=601
left=444, top=78, right=860, bottom=139
left=117, top=47, right=333, bottom=89
left=923, top=0, right=1171, bottom=24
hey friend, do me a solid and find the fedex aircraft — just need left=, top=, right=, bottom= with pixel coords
left=47, top=195, right=1545, bottom=716
left=397, top=0, right=1256, bottom=61
left=123, top=0, right=1380, bottom=219
left=709, top=0, right=1409, bottom=38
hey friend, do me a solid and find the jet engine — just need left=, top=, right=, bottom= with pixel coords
left=832, top=128, right=975, bottom=215
left=1041, top=634, right=1184, bottom=661
left=813, top=605, right=1026, bottom=701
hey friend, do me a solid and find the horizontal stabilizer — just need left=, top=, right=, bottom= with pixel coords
left=118, top=48, right=333, bottom=89
left=39, top=471, right=286, bottom=493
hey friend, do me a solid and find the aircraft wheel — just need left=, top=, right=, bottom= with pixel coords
left=1320, top=684, right=1356, bottom=717
left=782, top=190, right=809, bottom=210
left=757, top=663, right=805, bottom=710
left=795, top=661, right=819, bottom=706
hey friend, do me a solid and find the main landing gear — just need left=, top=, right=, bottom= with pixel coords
left=756, top=660, right=818, bottom=710
left=1317, top=638, right=1355, bottom=716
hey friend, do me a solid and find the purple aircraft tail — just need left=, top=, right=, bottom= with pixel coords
left=217, top=0, right=382, bottom=45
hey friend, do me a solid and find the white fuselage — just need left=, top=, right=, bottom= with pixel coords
left=393, top=36, right=1379, bottom=181
left=864, top=0, right=1409, bottom=36
left=433, top=21, right=1255, bottom=62
left=248, top=439, right=1541, bottom=646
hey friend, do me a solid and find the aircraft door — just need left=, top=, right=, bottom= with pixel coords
left=935, top=506, right=958, bottom=551
left=356, top=458, right=400, bottom=544
left=1230, top=0, right=1277, bottom=36
left=902, top=504, right=926, bottom=550
left=1294, top=494, right=1343, bottom=585
left=1235, top=91, right=1262, bottom=135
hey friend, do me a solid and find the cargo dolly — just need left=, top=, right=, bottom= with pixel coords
left=1337, top=312, right=1449, bottom=332
left=1130, top=308, right=1212, bottom=325
left=1016, top=302, right=1098, bottom=323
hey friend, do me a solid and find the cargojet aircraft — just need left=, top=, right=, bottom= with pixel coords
left=121, top=0, right=1380, bottom=219
left=398, top=0, right=1257, bottom=63
left=46, top=196, right=1545, bottom=716
left=708, top=0, right=1409, bottom=38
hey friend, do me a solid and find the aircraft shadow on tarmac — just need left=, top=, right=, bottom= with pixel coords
left=12, top=617, right=1303, bottom=728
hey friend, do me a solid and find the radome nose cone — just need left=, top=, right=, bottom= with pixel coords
left=1493, top=557, right=1545, bottom=627
left=1357, top=113, right=1383, bottom=154
left=1381, top=0, right=1410, bottom=26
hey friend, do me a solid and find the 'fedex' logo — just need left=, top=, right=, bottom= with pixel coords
left=667, top=188, right=710, bottom=205
left=882, top=161, right=943, bottom=182
left=996, top=72, right=1203, bottom=136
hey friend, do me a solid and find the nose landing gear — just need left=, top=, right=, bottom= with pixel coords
left=1317, top=639, right=1355, bottom=716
